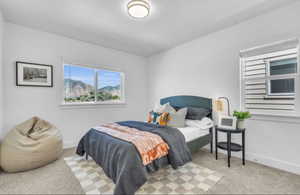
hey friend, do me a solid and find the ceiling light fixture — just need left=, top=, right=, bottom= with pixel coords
left=127, top=0, right=150, bottom=19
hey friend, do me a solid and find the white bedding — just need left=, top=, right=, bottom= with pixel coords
left=177, top=126, right=210, bottom=142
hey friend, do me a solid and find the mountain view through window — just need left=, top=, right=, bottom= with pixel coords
left=64, top=64, right=123, bottom=104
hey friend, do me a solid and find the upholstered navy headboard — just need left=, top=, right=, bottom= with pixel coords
left=160, top=95, right=212, bottom=117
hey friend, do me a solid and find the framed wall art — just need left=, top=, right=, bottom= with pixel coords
left=16, top=61, right=53, bottom=87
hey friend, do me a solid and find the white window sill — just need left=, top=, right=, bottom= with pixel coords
left=60, top=101, right=126, bottom=109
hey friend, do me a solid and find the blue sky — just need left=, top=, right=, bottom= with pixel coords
left=64, top=65, right=121, bottom=88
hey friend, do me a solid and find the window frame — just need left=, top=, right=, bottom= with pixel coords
left=267, top=78, right=295, bottom=97
left=61, top=63, right=126, bottom=106
left=239, top=39, right=300, bottom=118
left=265, top=54, right=298, bottom=98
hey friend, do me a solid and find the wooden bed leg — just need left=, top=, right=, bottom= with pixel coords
left=85, top=153, right=88, bottom=160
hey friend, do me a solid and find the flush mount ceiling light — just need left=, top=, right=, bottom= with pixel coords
left=127, top=0, right=150, bottom=19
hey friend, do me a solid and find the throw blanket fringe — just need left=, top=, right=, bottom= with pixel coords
left=95, top=123, right=169, bottom=165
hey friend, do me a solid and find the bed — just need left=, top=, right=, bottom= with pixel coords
left=76, top=95, right=213, bottom=195
left=160, top=96, right=213, bottom=154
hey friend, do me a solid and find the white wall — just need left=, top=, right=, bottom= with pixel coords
left=2, top=23, right=148, bottom=147
left=147, top=2, right=300, bottom=174
left=0, top=11, right=4, bottom=138
left=2, top=1, right=300, bottom=175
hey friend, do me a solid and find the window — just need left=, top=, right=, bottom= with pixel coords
left=240, top=39, right=299, bottom=116
left=269, top=58, right=297, bottom=76
left=63, top=64, right=124, bottom=105
left=268, top=78, right=295, bottom=96
left=266, top=56, right=297, bottom=97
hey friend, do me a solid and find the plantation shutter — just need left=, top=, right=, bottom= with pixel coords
left=241, top=48, right=297, bottom=113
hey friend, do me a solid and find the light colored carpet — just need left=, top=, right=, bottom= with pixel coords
left=64, top=155, right=222, bottom=194
left=0, top=148, right=84, bottom=194
left=1, top=148, right=300, bottom=194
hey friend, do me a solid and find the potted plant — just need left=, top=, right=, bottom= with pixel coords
left=233, top=111, right=251, bottom=129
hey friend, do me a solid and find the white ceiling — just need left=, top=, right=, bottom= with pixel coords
left=0, top=0, right=296, bottom=57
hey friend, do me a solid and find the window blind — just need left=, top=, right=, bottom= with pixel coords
left=241, top=48, right=297, bottom=112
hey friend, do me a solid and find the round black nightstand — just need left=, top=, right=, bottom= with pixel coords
left=215, top=126, right=246, bottom=167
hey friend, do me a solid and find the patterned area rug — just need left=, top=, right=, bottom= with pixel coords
left=64, top=156, right=222, bottom=194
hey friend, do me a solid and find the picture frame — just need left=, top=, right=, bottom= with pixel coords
left=218, top=115, right=237, bottom=130
left=16, top=61, right=53, bottom=87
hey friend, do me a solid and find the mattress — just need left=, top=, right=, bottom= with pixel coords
left=177, top=126, right=210, bottom=142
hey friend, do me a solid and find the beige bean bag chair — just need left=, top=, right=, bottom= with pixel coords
left=0, top=117, right=63, bottom=173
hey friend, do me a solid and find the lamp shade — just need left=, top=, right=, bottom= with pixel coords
left=214, top=99, right=224, bottom=112
left=213, top=97, right=231, bottom=116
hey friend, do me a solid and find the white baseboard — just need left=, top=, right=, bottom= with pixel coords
left=246, top=152, right=300, bottom=175
left=211, top=146, right=300, bottom=175
left=63, top=141, right=77, bottom=149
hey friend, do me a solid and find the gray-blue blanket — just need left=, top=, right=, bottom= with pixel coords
left=76, top=121, right=192, bottom=195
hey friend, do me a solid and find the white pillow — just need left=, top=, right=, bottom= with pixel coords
left=168, top=108, right=188, bottom=128
left=185, top=117, right=214, bottom=129
left=164, top=103, right=176, bottom=113
left=153, top=102, right=176, bottom=114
